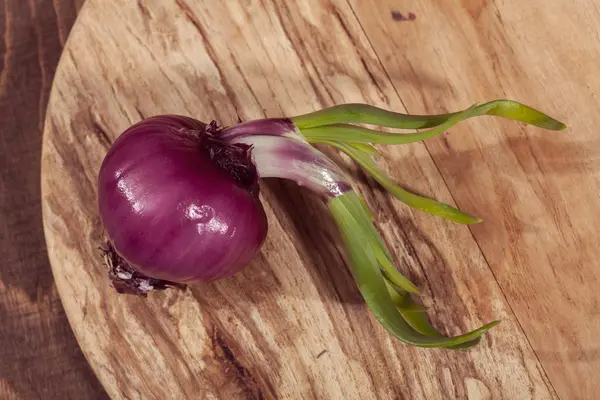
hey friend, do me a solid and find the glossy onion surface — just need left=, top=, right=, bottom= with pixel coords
left=97, top=115, right=268, bottom=283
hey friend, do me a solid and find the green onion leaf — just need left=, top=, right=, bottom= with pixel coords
left=300, top=104, right=480, bottom=144
left=328, top=191, right=499, bottom=348
left=292, top=100, right=566, bottom=131
left=373, top=235, right=420, bottom=294
left=324, top=141, right=481, bottom=224
left=384, top=279, right=482, bottom=349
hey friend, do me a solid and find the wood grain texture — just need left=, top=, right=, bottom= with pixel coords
left=40, top=0, right=597, bottom=399
left=347, top=2, right=600, bottom=398
left=0, top=0, right=107, bottom=399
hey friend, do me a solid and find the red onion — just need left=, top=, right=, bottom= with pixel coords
left=98, top=115, right=268, bottom=284
left=97, top=100, right=565, bottom=348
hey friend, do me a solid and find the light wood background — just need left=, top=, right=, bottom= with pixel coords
left=41, top=0, right=599, bottom=399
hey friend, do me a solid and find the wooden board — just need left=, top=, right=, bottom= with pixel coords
left=40, top=0, right=599, bottom=399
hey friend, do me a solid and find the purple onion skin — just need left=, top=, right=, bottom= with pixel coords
left=97, top=115, right=268, bottom=283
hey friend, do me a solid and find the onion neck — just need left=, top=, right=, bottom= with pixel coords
left=228, top=134, right=352, bottom=198
left=220, top=117, right=302, bottom=141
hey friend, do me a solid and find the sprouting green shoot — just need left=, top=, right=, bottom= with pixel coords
left=294, top=98, right=564, bottom=349
left=326, top=141, right=481, bottom=224
left=297, top=99, right=566, bottom=225
left=384, top=279, right=482, bottom=349
left=299, top=103, right=482, bottom=144
left=292, top=99, right=567, bottom=131
left=328, top=191, right=500, bottom=348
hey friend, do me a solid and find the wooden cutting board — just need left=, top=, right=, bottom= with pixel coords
left=40, top=0, right=600, bottom=399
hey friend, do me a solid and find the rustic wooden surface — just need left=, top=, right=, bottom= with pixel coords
left=0, top=0, right=107, bottom=399
left=40, top=0, right=598, bottom=399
